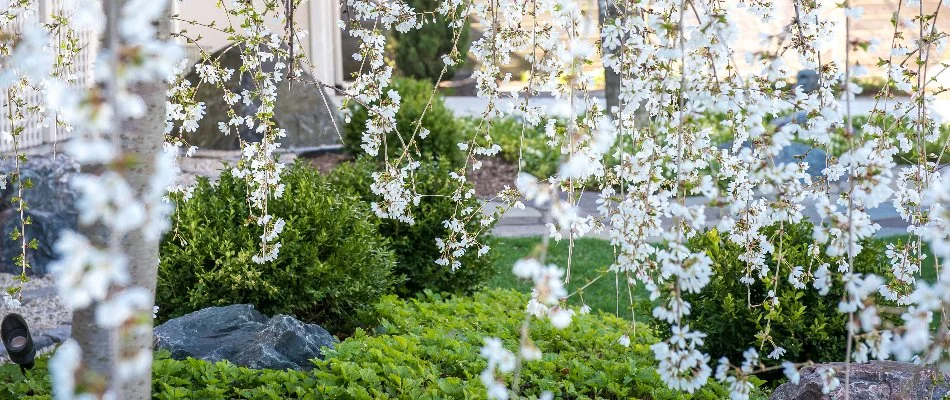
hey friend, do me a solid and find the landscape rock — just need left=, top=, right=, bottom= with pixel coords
left=0, top=154, right=79, bottom=275
left=181, top=43, right=341, bottom=151
left=770, top=361, right=950, bottom=400
left=154, top=304, right=337, bottom=370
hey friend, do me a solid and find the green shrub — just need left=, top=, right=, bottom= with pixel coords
left=694, top=110, right=950, bottom=165
left=158, top=162, right=397, bottom=334
left=344, top=77, right=464, bottom=167
left=682, top=222, right=888, bottom=382
left=463, top=117, right=561, bottom=179
left=328, top=157, right=496, bottom=297
left=461, top=113, right=743, bottom=183
left=0, top=290, right=763, bottom=399
left=392, top=0, right=470, bottom=83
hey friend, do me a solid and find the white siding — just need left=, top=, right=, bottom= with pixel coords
left=0, top=0, right=98, bottom=152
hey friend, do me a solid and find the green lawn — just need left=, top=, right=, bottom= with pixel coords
left=880, top=234, right=940, bottom=283
left=489, top=236, right=652, bottom=321
left=490, top=234, right=944, bottom=322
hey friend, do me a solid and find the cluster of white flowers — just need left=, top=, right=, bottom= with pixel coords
left=167, top=0, right=305, bottom=264
left=714, top=350, right=758, bottom=400
left=225, top=3, right=290, bottom=264
left=369, top=160, right=421, bottom=224
left=817, top=366, right=841, bottom=394
left=478, top=336, right=553, bottom=400
left=513, top=258, right=572, bottom=328
left=651, top=336, right=711, bottom=393
left=341, top=0, right=423, bottom=224
left=479, top=337, right=517, bottom=400
left=433, top=168, right=505, bottom=270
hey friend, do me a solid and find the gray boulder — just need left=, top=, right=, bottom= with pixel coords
left=0, top=154, right=79, bottom=275
left=181, top=43, right=341, bottom=151
left=154, top=304, right=337, bottom=370
left=770, top=361, right=950, bottom=400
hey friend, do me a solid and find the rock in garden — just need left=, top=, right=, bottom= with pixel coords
left=153, top=304, right=337, bottom=370
left=0, top=154, right=79, bottom=276
left=181, top=43, right=341, bottom=151
left=770, top=361, right=950, bottom=400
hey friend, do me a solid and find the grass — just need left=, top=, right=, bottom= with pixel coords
left=880, top=234, right=940, bottom=283
left=490, top=234, right=944, bottom=322
left=489, top=236, right=652, bottom=321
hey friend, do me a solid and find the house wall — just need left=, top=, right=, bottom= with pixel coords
left=174, top=0, right=343, bottom=86
left=0, top=0, right=98, bottom=153
left=727, top=1, right=949, bottom=85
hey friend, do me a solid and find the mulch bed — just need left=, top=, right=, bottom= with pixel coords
left=302, top=151, right=519, bottom=199
left=467, top=156, right=519, bottom=198
left=305, top=151, right=353, bottom=174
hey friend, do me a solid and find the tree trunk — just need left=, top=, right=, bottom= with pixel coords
left=70, top=303, right=115, bottom=384
left=598, top=0, right=619, bottom=117
left=115, top=4, right=170, bottom=399
left=68, top=1, right=169, bottom=398
left=69, top=0, right=121, bottom=380
left=113, top=82, right=165, bottom=400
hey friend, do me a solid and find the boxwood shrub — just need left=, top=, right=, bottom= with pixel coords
left=343, top=77, right=464, bottom=167
left=682, top=222, right=888, bottom=382
left=157, top=162, right=397, bottom=334
left=327, top=157, right=496, bottom=297
left=0, top=290, right=762, bottom=399
left=463, top=116, right=561, bottom=179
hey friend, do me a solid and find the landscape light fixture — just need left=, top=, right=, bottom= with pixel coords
left=2, top=313, right=36, bottom=374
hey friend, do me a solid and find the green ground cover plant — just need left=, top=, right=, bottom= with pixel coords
left=0, top=290, right=763, bottom=400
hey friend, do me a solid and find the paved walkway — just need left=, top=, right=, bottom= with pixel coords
left=487, top=196, right=911, bottom=240
left=333, top=95, right=950, bottom=120
left=487, top=168, right=916, bottom=240
left=440, top=96, right=950, bottom=120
